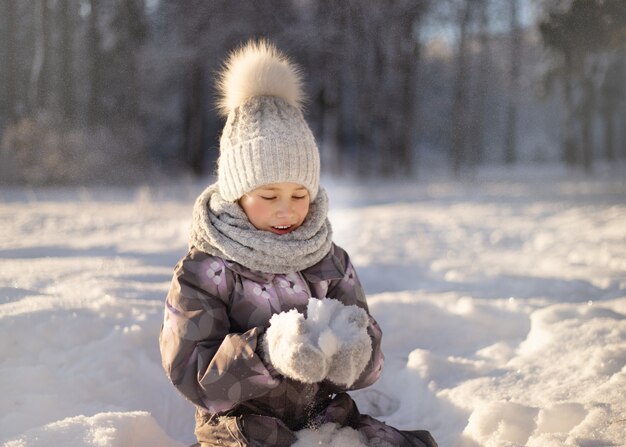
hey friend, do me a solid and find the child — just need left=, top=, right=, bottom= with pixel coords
left=159, top=40, right=437, bottom=447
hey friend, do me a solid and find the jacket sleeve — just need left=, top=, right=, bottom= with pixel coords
left=325, top=246, right=384, bottom=391
left=159, top=254, right=280, bottom=413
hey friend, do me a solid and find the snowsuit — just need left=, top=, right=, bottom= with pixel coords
left=160, top=243, right=437, bottom=447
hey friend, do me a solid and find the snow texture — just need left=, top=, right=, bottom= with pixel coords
left=263, top=298, right=371, bottom=387
left=1, top=164, right=626, bottom=446
left=3, top=412, right=184, bottom=447
left=294, top=422, right=368, bottom=447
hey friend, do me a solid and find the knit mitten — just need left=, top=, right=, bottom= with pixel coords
left=262, top=309, right=329, bottom=383
left=324, top=304, right=372, bottom=387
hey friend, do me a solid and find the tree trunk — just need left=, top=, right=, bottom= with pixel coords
left=602, top=104, right=615, bottom=162
left=580, top=75, right=594, bottom=172
left=2, top=0, right=17, bottom=122
left=315, top=0, right=343, bottom=176
left=622, top=112, right=626, bottom=160
left=371, top=30, right=387, bottom=177
left=469, top=0, right=489, bottom=167
left=29, top=0, right=51, bottom=112
left=600, top=54, right=623, bottom=162
left=58, top=0, right=75, bottom=120
left=87, top=0, right=103, bottom=123
left=352, top=1, right=378, bottom=178
left=450, top=0, right=472, bottom=176
left=504, top=0, right=521, bottom=165
left=181, top=60, right=207, bottom=176
left=562, top=52, right=578, bottom=166
left=119, top=0, right=144, bottom=120
left=395, top=12, right=420, bottom=177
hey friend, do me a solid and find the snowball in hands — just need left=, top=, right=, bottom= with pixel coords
left=263, top=298, right=372, bottom=387
left=305, top=298, right=372, bottom=387
left=263, top=308, right=329, bottom=383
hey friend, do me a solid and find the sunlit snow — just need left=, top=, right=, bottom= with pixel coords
left=1, top=166, right=625, bottom=446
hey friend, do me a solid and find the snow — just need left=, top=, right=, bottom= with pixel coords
left=294, top=423, right=368, bottom=447
left=1, top=166, right=625, bottom=446
left=3, top=412, right=183, bottom=447
left=265, top=307, right=332, bottom=384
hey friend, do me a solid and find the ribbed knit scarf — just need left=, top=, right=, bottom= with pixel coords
left=189, top=184, right=333, bottom=274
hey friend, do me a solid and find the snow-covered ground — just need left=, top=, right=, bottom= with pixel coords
left=1, top=166, right=625, bottom=447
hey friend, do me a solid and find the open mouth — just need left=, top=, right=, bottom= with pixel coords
left=270, top=225, right=294, bottom=235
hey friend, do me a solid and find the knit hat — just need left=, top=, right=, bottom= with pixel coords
left=216, top=40, right=320, bottom=202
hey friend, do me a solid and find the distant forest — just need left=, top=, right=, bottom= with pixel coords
left=0, top=0, right=625, bottom=185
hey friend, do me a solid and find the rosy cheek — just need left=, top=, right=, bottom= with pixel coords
left=251, top=202, right=268, bottom=215
left=240, top=198, right=268, bottom=225
left=297, top=203, right=310, bottom=219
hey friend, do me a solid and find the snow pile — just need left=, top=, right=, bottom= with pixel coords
left=294, top=423, right=368, bottom=447
left=307, top=298, right=371, bottom=387
left=356, top=294, right=626, bottom=446
left=1, top=168, right=625, bottom=446
left=4, top=412, right=184, bottom=447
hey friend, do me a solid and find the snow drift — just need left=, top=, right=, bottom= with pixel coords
left=1, top=167, right=625, bottom=446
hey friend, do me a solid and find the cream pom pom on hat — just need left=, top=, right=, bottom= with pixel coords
left=216, top=40, right=320, bottom=202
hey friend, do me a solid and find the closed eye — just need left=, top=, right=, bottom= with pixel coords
left=260, top=196, right=276, bottom=201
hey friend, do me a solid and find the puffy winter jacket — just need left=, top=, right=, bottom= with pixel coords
left=160, top=244, right=440, bottom=447
left=159, top=244, right=384, bottom=430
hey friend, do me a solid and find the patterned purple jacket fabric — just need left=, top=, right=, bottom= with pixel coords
left=160, top=244, right=437, bottom=447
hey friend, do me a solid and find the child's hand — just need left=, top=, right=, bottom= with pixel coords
left=262, top=300, right=372, bottom=387
left=323, top=303, right=372, bottom=387
left=262, top=309, right=329, bottom=383
left=303, top=298, right=372, bottom=387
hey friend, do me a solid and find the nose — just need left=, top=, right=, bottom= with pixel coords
left=275, top=199, right=295, bottom=218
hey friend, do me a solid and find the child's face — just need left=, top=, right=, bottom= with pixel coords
left=239, top=182, right=310, bottom=235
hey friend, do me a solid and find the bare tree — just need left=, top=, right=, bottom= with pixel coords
left=468, top=0, right=490, bottom=167
left=309, top=0, right=346, bottom=175
left=86, top=0, right=103, bottom=124
left=449, top=0, right=473, bottom=176
left=28, top=0, right=52, bottom=112
left=385, top=1, right=422, bottom=177
left=539, top=0, right=626, bottom=171
left=309, top=0, right=427, bottom=177
left=2, top=0, right=18, bottom=122
left=58, top=0, right=75, bottom=120
left=111, top=0, right=146, bottom=119
left=600, top=53, right=625, bottom=162
left=503, top=0, right=521, bottom=165
left=181, top=58, right=207, bottom=176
